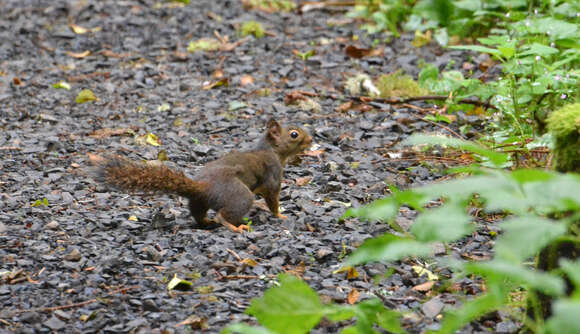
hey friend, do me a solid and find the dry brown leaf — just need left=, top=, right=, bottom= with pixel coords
left=284, top=261, right=306, bottom=278
left=12, top=77, right=22, bottom=86
left=89, top=128, right=134, bottom=139
left=303, top=149, right=325, bottom=157
left=213, top=69, right=224, bottom=78
left=336, top=101, right=353, bottom=113
left=176, top=315, right=208, bottom=329
left=241, top=258, right=258, bottom=267
left=240, top=75, right=254, bottom=86
left=345, top=45, right=382, bottom=59
left=412, top=281, right=435, bottom=292
left=347, top=288, right=360, bottom=305
left=295, top=176, right=312, bottom=186
left=66, top=50, right=91, bottom=58
left=99, top=50, right=129, bottom=58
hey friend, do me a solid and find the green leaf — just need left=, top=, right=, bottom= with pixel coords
left=353, top=299, right=403, bottom=334
left=439, top=290, right=506, bottom=333
left=246, top=274, right=323, bottom=334
left=466, top=261, right=565, bottom=296
left=222, top=324, right=276, bottom=334
left=403, top=134, right=509, bottom=167
left=520, top=43, right=560, bottom=57
left=522, top=18, right=579, bottom=39
left=545, top=300, right=580, bottom=334
left=559, top=260, right=580, bottom=298
left=495, top=216, right=567, bottom=262
left=344, top=234, right=432, bottom=266
left=411, top=201, right=473, bottom=243
left=323, top=305, right=356, bottom=322
left=344, top=197, right=399, bottom=222
left=448, top=45, right=501, bottom=57
left=75, top=89, right=97, bottom=103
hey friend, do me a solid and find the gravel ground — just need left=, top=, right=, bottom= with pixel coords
left=0, top=1, right=502, bottom=333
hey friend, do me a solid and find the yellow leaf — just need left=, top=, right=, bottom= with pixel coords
left=412, top=265, right=439, bottom=281
left=145, top=133, right=161, bottom=146
left=69, top=24, right=88, bottom=34
left=66, top=50, right=91, bottom=58
left=241, top=258, right=258, bottom=267
left=52, top=81, right=71, bottom=90
left=75, top=89, right=97, bottom=103
left=128, top=215, right=138, bottom=221
left=411, top=30, right=432, bottom=48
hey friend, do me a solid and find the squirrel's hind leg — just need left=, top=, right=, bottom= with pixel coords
left=189, top=201, right=219, bottom=230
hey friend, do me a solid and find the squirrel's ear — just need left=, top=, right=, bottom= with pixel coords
left=266, top=118, right=282, bottom=143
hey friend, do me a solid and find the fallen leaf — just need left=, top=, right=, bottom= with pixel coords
left=75, top=89, right=97, bottom=103
left=52, top=81, right=71, bottom=90
left=145, top=133, right=161, bottom=146
left=411, top=30, right=432, bottom=48
left=345, top=45, right=382, bottom=58
left=336, top=101, right=353, bottom=113
left=412, top=265, right=439, bottom=281
left=202, top=78, right=229, bottom=90
left=176, top=315, right=208, bottom=329
left=241, top=258, right=258, bottom=267
left=89, top=128, right=134, bottom=139
left=347, top=288, right=359, bottom=305
left=295, top=176, right=312, bottom=186
left=12, top=77, right=22, bottom=86
left=167, top=274, right=193, bottom=291
left=99, top=50, right=129, bottom=58
left=412, top=281, right=435, bottom=292
left=347, top=266, right=359, bottom=279
left=303, top=149, right=325, bottom=157
left=69, top=24, right=88, bottom=34
left=240, top=74, right=254, bottom=86
left=66, top=50, right=91, bottom=58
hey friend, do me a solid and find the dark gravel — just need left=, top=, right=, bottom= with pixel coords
left=1, top=1, right=496, bottom=333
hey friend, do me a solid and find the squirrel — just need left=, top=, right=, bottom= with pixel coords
left=90, top=119, right=312, bottom=232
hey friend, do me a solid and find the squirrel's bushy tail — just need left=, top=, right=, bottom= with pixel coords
left=91, top=155, right=205, bottom=198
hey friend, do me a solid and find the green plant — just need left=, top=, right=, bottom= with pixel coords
left=224, top=274, right=403, bottom=334
left=226, top=136, right=580, bottom=333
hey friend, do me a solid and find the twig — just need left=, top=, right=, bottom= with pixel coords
left=217, top=274, right=276, bottom=281
left=422, top=118, right=465, bottom=139
left=295, top=90, right=498, bottom=110
left=11, top=286, right=138, bottom=315
left=226, top=248, right=242, bottom=262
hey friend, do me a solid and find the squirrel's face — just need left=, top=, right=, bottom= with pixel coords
left=283, top=125, right=313, bottom=154
left=266, top=119, right=312, bottom=160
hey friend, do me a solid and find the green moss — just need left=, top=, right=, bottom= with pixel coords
left=240, top=21, right=265, bottom=38
left=547, top=103, right=580, bottom=172
left=375, top=71, right=427, bottom=98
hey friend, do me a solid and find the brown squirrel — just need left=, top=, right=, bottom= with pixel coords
left=90, top=119, right=312, bottom=232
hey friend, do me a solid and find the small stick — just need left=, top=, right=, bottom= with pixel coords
left=294, top=90, right=498, bottom=110
left=11, top=286, right=138, bottom=315
left=217, top=274, right=277, bottom=281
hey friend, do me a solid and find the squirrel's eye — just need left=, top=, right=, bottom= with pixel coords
left=290, top=131, right=299, bottom=139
